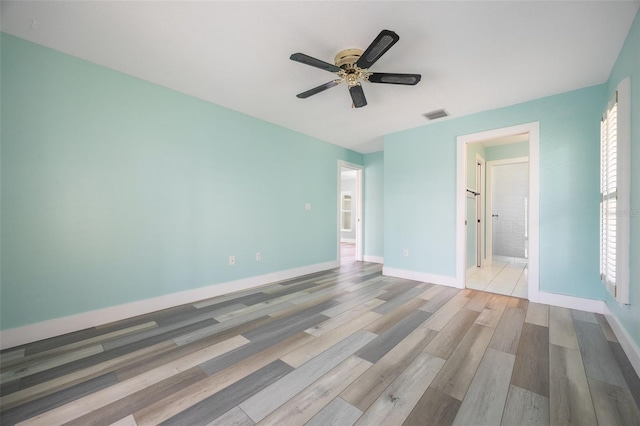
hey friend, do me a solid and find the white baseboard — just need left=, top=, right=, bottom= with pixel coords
left=382, top=267, right=461, bottom=288
left=363, top=255, right=384, bottom=264
left=0, top=260, right=339, bottom=350
left=603, top=306, right=640, bottom=378
left=528, top=290, right=606, bottom=314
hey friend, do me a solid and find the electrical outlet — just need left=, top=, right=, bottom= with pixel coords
left=256, top=252, right=262, bottom=261
left=229, top=255, right=236, bottom=266
left=305, top=203, right=312, bottom=211
left=403, top=249, right=409, bottom=257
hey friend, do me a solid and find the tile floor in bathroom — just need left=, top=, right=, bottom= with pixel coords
left=466, top=257, right=528, bottom=298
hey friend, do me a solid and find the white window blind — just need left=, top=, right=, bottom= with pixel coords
left=600, top=78, right=630, bottom=304
left=600, top=95, right=618, bottom=294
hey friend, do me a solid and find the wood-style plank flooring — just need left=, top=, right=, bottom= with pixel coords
left=1, top=262, right=639, bottom=425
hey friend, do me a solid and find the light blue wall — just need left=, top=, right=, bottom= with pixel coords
left=385, top=84, right=606, bottom=300
left=363, top=151, right=384, bottom=258
left=0, top=34, right=362, bottom=330
left=485, top=141, right=529, bottom=162
left=605, top=10, right=640, bottom=350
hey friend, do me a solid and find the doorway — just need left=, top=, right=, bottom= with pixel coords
left=468, top=156, right=529, bottom=297
left=456, top=122, right=539, bottom=300
left=338, top=161, right=363, bottom=265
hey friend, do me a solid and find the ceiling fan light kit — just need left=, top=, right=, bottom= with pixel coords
left=290, top=29, right=421, bottom=108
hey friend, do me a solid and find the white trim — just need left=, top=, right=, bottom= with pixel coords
left=0, top=260, right=339, bottom=350
left=363, top=255, right=384, bottom=264
left=356, top=168, right=363, bottom=262
left=383, top=267, right=461, bottom=288
left=485, top=156, right=529, bottom=265
left=457, top=122, right=540, bottom=301
left=338, top=161, right=363, bottom=262
left=615, top=77, right=631, bottom=304
left=340, top=238, right=356, bottom=244
left=529, top=291, right=606, bottom=314
left=604, top=305, right=640, bottom=377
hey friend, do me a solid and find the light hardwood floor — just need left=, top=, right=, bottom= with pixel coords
left=1, top=263, right=639, bottom=425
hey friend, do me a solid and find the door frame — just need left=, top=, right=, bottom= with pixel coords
left=456, top=122, right=539, bottom=299
left=485, top=157, right=529, bottom=265
left=475, top=154, right=486, bottom=268
left=338, top=160, right=363, bottom=262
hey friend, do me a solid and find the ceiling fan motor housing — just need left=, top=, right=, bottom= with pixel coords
left=334, top=48, right=363, bottom=69
left=335, top=49, right=369, bottom=87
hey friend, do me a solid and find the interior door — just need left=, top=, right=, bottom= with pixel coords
left=466, top=194, right=477, bottom=269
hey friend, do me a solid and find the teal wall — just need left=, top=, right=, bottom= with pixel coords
left=363, top=151, right=384, bottom=258
left=0, top=34, right=362, bottom=330
left=385, top=84, right=606, bottom=300
left=605, top=10, right=640, bottom=350
left=485, top=141, right=529, bottom=162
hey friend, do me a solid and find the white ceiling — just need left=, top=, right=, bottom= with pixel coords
left=2, top=1, right=638, bottom=153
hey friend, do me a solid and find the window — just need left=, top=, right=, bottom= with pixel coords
left=600, top=78, right=630, bottom=304
left=341, top=192, right=352, bottom=232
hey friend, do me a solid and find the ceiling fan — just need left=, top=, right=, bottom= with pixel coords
left=290, top=30, right=421, bottom=108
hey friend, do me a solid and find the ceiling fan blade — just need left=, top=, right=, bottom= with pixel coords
left=355, top=30, right=400, bottom=69
left=296, top=80, right=342, bottom=99
left=368, top=73, right=421, bottom=85
left=290, top=53, right=341, bottom=73
left=349, top=85, right=367, bottom=108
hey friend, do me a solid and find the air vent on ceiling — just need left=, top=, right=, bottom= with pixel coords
left=423, top=109, right=449, bottom=120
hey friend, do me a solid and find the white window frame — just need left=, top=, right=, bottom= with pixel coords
left=600, top=77, right=631, bottom=304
